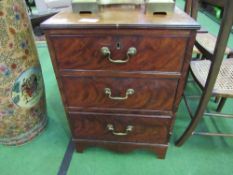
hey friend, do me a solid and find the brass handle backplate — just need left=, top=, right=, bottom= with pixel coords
left=104, top=88, right=135, bottom=101
left=107, top=124, right=133, bottom=136
left=101, top=46, right=137, bottom=64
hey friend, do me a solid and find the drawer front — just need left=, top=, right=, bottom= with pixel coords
left=51, top=35, right=187, bottom=72
left=69, top=113, right=171, bottom=144
left=61, top=76, right=178, bottom=111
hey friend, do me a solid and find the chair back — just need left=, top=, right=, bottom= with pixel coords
left=191, top=0, right=233, bottom=98
left=190, top=0, right=233, bottom=60
left=186, top=0, right=227, bottom=19
left=184, top=0, right=192, bottom=15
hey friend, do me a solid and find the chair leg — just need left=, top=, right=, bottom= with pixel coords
left=216, top=97, right=227, bottom=112
left=175, top=88, right=211, bottom=146
left=176, top=55, right=220, bottom=146
left=175, top=107, right=204, bottom=146
left=176, top=0, right=233, bottom=146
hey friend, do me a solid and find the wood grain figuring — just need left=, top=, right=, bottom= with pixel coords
left=51, top=34, right=187, bottom=72
left=42, top=6, right=199, bottom=158
left=69, top=113, right=171, bottom=144
left=61, top=76, right=178, bottom=111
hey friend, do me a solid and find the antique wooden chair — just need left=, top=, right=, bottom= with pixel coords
left=184, top=0, right=233, bottom=59
left=176, top=0, right=233, bottom=146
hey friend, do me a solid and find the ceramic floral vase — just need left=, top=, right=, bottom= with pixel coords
left=0, top=0, right=47, bottom=145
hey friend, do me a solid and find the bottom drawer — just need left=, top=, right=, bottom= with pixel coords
left=68, top=112, right=172, bottom=144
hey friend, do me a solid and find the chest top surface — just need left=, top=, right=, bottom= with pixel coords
left=41, top=6, right=200, bottom=30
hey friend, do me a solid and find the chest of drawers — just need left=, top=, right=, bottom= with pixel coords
left=42, top=7, right=199, bottom=159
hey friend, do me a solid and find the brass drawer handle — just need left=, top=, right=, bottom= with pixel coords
left=101, top=47, right=137, bottom=64
left=107, top=124, right=133, bottom=136
left=104, top=88, right=135, bottom=101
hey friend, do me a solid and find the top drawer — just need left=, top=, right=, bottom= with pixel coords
left=50, top=33, right=188, bottom=72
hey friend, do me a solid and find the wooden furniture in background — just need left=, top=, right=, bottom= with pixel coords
left=41, top=6, right=199, bottom=158
left=176, top=0, right=233, bottom=146
left=185, top=0, right=233, bottom=59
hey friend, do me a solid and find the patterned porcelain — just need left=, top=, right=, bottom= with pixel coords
left=0, top=0, right=47, bottom=145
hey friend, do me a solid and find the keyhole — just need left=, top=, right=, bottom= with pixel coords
left=116, top=42, right=121, bottom=50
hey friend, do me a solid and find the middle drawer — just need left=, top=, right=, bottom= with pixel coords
left=61, top=76, right=178, bottom=111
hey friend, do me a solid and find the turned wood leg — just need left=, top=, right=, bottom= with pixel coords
left=216, top=97, right=227, bottom=112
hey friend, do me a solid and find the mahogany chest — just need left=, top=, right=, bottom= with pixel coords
left=41, top=7, right=199, bottom=159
